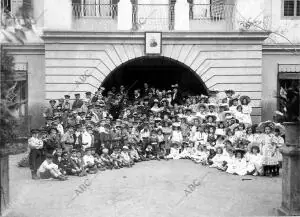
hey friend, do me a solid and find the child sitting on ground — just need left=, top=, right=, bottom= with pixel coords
left=245, top=143, right=263, bottom=176
left=100, top=148, right=114, bottom=170
left=120, top=146, right=134, bottom=167
left=110, top=148, right=123, bottom=169
left=82, top=148, right=98, bottom=174
left=128, top=144, right=141, bottom=162
left=226, top=149, right=248, bottom=176
left=191, top=145, right=209, bottom=165
left=69, top=150, right=87, bottom=176
left=179, top=141, right=192, bottom=159
left=209, top=146, right=226, bottom=170
left=91, top=147, right=106, bottom=170
left=37, top=154, right=68, bottom=181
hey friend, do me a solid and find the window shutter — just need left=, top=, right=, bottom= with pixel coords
left=283, top=0, right=295, bottom=16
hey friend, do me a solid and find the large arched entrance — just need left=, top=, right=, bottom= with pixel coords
left=101, top=56, right=208, bottom=96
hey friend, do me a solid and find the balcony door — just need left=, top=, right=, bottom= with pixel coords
left=191, top=0, right=225, bottom=21
left=134, top=0, right=171, bottom=31
left=79, top=0, right=114, bottom=17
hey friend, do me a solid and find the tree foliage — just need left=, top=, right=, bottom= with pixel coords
left=0, top=50, right=18, bottom=147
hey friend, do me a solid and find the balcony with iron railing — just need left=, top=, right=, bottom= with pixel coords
left=71, top=1, right=235, bottom=32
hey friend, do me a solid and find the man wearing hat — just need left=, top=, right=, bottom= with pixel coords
left=92, top=90, right=103, bottom=103
left=171, top=84, right=182, bottom=105
left=63, top=95, right=71, bottom=110
left=56, top=98, right=65, bottom=110
left=142, top=83, right=150, bottom=97
left=28, top=129, right=44, bottom=179
left=43, top=100, right=56, bottom=118
left=84, top=91, right=92, bottom=104
left=72, top=93, right=84, bottom=110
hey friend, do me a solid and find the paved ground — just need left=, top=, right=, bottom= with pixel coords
left=5, top=154, right=281, bottom=217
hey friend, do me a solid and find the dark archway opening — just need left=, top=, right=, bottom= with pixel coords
left=101, top=56, right=208, bottom=96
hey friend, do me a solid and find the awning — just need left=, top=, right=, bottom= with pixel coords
left=279, top=64, right=300, bottom=79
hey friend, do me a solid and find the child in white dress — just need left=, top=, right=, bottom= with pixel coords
left=191, top=145, right=209, bottom=164
left=245, top=143, right=263, bottom=176
left=226, top=149, right=248, bottom=176
left=210, top=147, right=226, bottom=170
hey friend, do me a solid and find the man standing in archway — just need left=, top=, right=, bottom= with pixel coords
left=171, top=84, right=182, bottom=105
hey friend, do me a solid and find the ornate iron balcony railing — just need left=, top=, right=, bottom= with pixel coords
left=72, top=3, right=118, bottom=18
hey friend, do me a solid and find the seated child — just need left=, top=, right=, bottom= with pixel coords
left=100, top=148, right=114, bottom=170
left=179, top=141, right=192, bottom=159
left=120, top=146, right=134, bottom=167
left=145, top=144, right=155, bottom=160
left=221, top=148, right=235, bottom=171
left=82, top=148, right=98, bottom=174
left=226, top=149, right=248, bottom=176
left=191, top=145, right=209, bottom=164
left=56, top=151, right=70, bottom=175
left=110, top=148, right=123, bottom=169
left=91, top=147, right=106, bottom=170
left=209, top=146, right=226, bottom=170
left=165, top=143, right=181, bottom=160
left=245, top=143, right=263, bottom=176
left=69, top=149, right=87, bottom=176
left=128, top=144, right=141, bottom=162
left=37, top=154, right=68, bottom=181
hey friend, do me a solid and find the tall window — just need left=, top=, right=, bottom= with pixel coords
left=282, top=0, right=300, bottom=18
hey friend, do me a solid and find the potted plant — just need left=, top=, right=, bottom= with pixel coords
left=275, top=83, right=300, bottom=146
left=0, top=48, right=25, bottom=215
left=276, top=82, right=300, bottom=216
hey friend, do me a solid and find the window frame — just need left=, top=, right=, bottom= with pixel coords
left=281, top=0, right=300, bottom=20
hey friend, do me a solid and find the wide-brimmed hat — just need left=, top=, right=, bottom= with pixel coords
left=240, top=95, right=251, bottom=105
left=249, top=142, right=260, bottom=153
left=233, top=148, right=246, bottom=154
left=258, top=120, right=275, bottom=132
left=207, top=103, right=217, bottom=108
left=274, top=123, right=286, bottom=135
left=205, top=114, right=217, bottom=122
left=218, top=103, right=229, bottom=109
left=198, top=103, right=207, bottom=110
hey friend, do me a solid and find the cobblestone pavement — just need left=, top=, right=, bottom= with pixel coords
left=5, top=154, right=281, bottom=217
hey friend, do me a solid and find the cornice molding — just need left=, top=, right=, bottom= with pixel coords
left=42, top=31, right=270, bottom=44
left=262, top=44, right=300, bottom=55
left=2, top=44, right=45, bottom=55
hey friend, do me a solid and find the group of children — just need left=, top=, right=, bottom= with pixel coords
left=23, top=84, right=285, bottom=180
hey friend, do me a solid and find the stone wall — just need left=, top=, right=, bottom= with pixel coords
left=43, top=31, right=268, bottom=123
